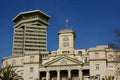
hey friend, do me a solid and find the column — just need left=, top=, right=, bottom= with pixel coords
left=57, top=70, right=60, bottom=80
left=79, top=70, right=82, bottom=80
left=68, top=70, right=71, bottom=80
left=46, top=71, right=50, bottom=80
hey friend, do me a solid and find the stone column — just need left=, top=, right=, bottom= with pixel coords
left=79, top=69, right=82, bottom=80
left=57, top=70, right=60, bottom=80
left=46, top=71, right=50, bottom=80
left=68, top=70, right=71, bottom=80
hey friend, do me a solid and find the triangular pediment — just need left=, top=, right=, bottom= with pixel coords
left=44, top=55, right=82, bottom=67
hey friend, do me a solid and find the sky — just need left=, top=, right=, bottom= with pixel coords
left=0, top=0, right=120, bottom=63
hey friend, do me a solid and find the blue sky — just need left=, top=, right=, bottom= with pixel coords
left=0, top=0, right=120, bottom=63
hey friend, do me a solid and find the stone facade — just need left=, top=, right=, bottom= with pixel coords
left=2, top=10, right=120, bottom=80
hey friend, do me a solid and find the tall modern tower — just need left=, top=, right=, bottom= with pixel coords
left=12, top=10, right=50, bottom=56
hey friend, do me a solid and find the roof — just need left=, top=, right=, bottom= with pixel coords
left=58, top=29, right=75, bottom=35
left=12, top=9, right=51, bottom=22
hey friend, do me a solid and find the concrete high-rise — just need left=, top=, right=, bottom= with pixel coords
left=12, top=10, right=50, bottom=56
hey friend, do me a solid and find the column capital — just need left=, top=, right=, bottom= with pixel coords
left=57, top=70, right=60, bottom=72
left=67, top=69, right=71, bottom=71
left=78, top=68, right=82, bottom=71
left=46, top=70, right=49, bottom=72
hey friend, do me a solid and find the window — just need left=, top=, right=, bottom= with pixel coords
left=42, top=54, right=48, bottom=58
left=30, top=56, right=35, bottom=62
left=62, top=51, right=70, bottom=54
left=12, top=60, right=16, bottom=66
left=96, top=74, right=100, bottom=80
left=109, top=66, right=113, bottom=71
left=108, top=54, right=113, bottom=59
left=20, top=72, right=23, bottom=75
left=96, top=64, right=100, bottom=70
left=21, top=59, right=24, bottom=65
left=78, top=51, right=82, bottom=55
left=63, top=36, right=69, bottom=41
left=29, top=77, right=33, bottom=79
left=63, top=42, right=69, bottom=47
left=82, top=57, right=87, bottom=63
left=63, top=36, right=69, bottom=47
left=30, top=67, right=34, bottom=72
left=95, top=53, right=99, bottom=58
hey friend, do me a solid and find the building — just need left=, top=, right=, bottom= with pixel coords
left=12, top=10, right=50, bottom=56
left=2, top=10, right=120, bottom=80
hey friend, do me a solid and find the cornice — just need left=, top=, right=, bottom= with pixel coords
left=13, top=65, right=24, bottom=67
left=2, top=55, right=24, bottom=62
left=89, top=59, right=107, bottom=61
left=46, top=64, right=81, bottom=67
left=24, top=62, right=39, bottom=64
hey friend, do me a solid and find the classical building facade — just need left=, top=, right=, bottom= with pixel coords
left=2, top=10, right=120, bottom=80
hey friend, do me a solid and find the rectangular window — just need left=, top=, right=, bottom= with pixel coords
left=82, top=57, right=87, bottom=63
left=109, top=66, right=113, bottom=71
left=96, top=64, right=100, bottom=70
left=63, top=42, right=69, bottom=47
left=12, top=60, right=16, bottom=66
left=96, top=74, right=100, bottom=80
left=30, top=56, right=34, bottom=62
left=62, top=51, right=70, bottom=54
left=95, top=53, right=99, bottom=58
left=30, top=67, right=34, bottom=72
left=29, top=77, right=33, bottom=79
left=78, top=51, right=82, bottom=55
left=21, top=59, right=24, bottom=65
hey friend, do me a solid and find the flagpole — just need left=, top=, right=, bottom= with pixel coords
left=66, top=19, right=69, bottom=29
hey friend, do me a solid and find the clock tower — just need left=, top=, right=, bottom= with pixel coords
left=58, top=29, right=76, bottom=54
